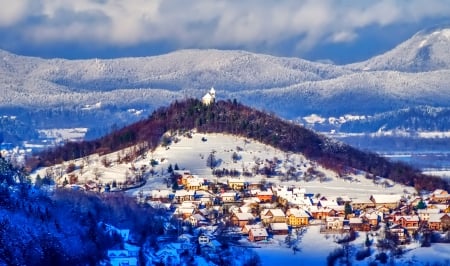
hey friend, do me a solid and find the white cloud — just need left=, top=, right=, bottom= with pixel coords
left=0, top=0, right=29, bottom=26
left=2, top=0, right=450, bottom=52
left=329, top=31, right=357, bottom=43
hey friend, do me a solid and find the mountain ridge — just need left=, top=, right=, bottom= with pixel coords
left=2, top=26, right=450, bottom=145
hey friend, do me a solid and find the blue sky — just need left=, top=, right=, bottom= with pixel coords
left=1, top=0, right=449, bottom=64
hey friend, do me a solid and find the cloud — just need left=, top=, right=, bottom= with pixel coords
left=0, top=0, right=29, bottom=26
left=2, top=0, right=450, bottom=54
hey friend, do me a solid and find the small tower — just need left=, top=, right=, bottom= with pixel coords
left=202, top=87, right=216, bottom=106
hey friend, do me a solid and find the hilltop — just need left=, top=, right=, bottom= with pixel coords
left=30, top=99, right=449, bottom=192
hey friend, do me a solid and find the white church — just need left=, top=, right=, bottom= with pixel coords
left=201, top=87, right=216, bottom=106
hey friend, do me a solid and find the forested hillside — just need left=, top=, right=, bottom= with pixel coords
left=0, top=155, right=164, bottom=265
left=30, top=99, right=449, bottom=192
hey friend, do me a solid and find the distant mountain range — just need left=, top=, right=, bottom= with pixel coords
left=1, top=26, right=450, bottom=146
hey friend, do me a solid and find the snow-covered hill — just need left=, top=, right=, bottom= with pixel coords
left=31, top=131, right=415, bottom=199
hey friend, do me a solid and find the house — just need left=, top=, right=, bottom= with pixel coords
left=348, top=217, right=367, bottom=231
left=260, top=208, right=286, bottom=224
left=325, top=217, right=344, bottom=231
left=227, top=178, right=246, bottom=190
left=428, top=213, right=450, bottom=231
left=248, top=228, right=268, bottom=242
left=393, top=215, right=420, bottom=233
left=103, top=224, right=130, bottom=242
left=389, top=224, right=407, bottom=244
left=230, top=212, right=255, bottom=227
left=430, top=189, right=450, bottom=204
left=370, top=194, right=401, bottom=209
left=155, top=247, right=180, bottom=265
left=242, top=224, right=263, bottom=235
left=418, top=208, right=441, bottom=222
left=351, top=198, right=375, bottom=210
left=108, top=249, right=138, bottom=266
left=188, top=213, right=207, bottom=227
left=286, top=208, right=309, bottom=227
left=174, top=202, right=196, bottom=219
left=256, top=190, right=273, bottom=203
left=221, top=192, right=238, bottom=202
left=183, top=175, right=206, bottom=190
left=198, top=234, right=210, bottom=245
left=362, top=212, right=380, bottom=228
left=309, top=206, right=336, bottom=220
left=269, top=222, right=289, bottom=235
left=201, top=87, right=216, bottom=106
left=174, top=190, right=196, bottom=203
left=173, top=170, right=191, bottom=185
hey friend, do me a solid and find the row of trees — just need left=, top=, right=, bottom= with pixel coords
left=29, top=99, right=449, bottom=192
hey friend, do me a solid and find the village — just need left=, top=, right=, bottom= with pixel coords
left=103, top=166, right=450, bottom=265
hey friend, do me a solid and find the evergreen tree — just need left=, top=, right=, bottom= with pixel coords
left=35, top=174, right=43, bottom=188
left=416, top=199, right=426, bottom=210
left=206, top=153, right=217, bottom=169
left=344, top=202, right=353, bottom=218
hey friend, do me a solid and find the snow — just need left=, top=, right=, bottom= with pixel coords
left=38, top=128, right=88, bottom=143
left=2, top=28, right=450, bottom=130
left=303, top=114, right=326, bottom=124
left=31, top=132, right=417, bottom=199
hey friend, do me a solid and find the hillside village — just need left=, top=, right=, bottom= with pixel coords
left=32, top=129, right=450, bottom=266
left=25, top=93, right=450, bottom=265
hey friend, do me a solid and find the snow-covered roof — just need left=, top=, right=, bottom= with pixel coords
left=270, top=222, right=289, bottom=231
left=370, top=194, right=402, bottom=203
left=175, top=189, right=195, bottom=197
left=250, top=228, right=268, bottom=237
left=234, top=212, right=255, bottom=221
left=261, top=208, right=285, bottom=217
left=351, top=198, right=373, bottom=204
left=288, top=208, right=310, bottom=218
left=396, top=215, right=420, bottom=222
left=418, top=208, right=441, bottom=214
left=349, top=218, right=363, bottom=224
left=257, top=190, right=273, bottom=196
left=221, top=192, right=237, bottom=198
left=429, top=213, right=443, bottom=223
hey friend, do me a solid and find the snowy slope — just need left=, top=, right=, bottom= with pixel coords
left=31, top=132, right=449, bottom=265
left=31, top=132, right=415, bottom=198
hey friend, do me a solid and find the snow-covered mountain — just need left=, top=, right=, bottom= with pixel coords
left=351, top=26, right=450, bottom=72
left=1, top=26, right=450, bottom=145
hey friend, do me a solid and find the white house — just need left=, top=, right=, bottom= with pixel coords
left=202, top=87, right=216, bottom=106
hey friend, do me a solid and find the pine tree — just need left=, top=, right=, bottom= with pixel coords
left=35, top=174, right=43, bottom=188
left=344, top=202, right=352, bottom=218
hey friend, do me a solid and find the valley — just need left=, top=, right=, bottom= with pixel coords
left=1, top=25, right=450, bottom=265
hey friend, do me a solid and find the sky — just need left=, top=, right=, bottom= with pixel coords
left=0, top=0, right=450, bottom=64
